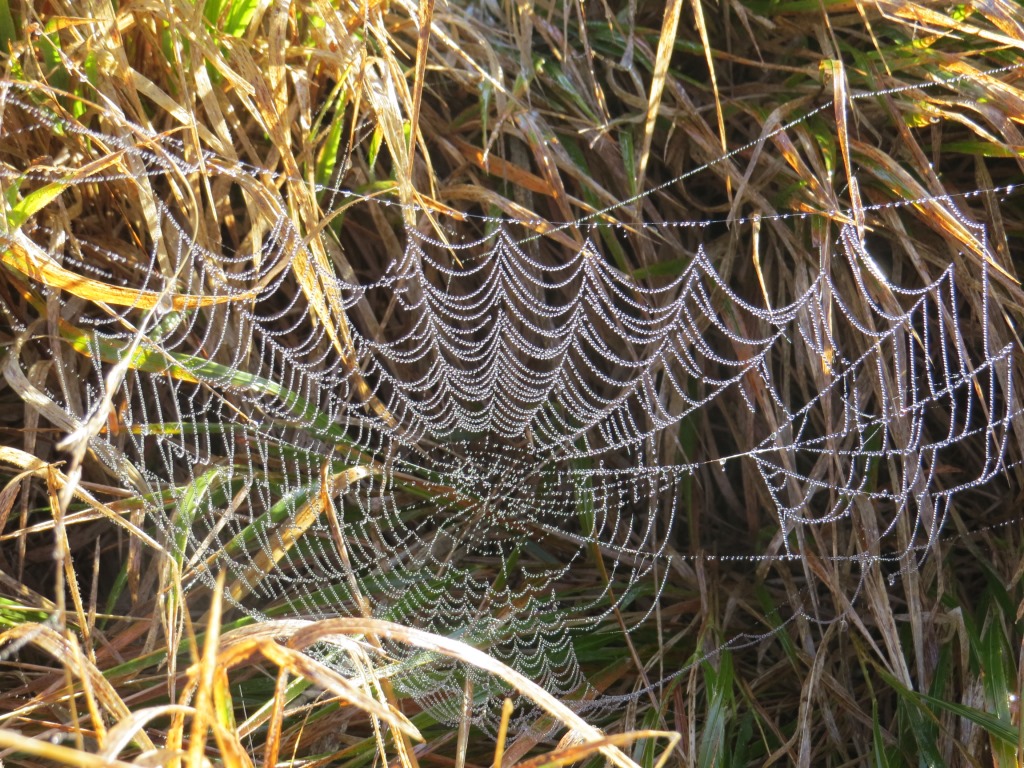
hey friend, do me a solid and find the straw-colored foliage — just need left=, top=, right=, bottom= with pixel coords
left=0, top=0, right=1022, bottom=765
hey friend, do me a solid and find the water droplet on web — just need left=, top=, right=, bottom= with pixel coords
left=718, top=458, right=726, bottom=472
left=155, top=293, right=174, bottom=316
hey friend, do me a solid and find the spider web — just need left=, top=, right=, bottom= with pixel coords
left=0, top=66, right=1020, bottom=729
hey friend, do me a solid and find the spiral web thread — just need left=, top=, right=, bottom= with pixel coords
left=0, top=67, right=1020, bottom=728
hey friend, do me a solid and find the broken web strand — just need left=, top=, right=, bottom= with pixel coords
left=0, top=64, right=1021, bottom=730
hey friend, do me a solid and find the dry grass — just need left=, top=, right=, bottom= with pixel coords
left=0, top=0, right=1022, bottom=766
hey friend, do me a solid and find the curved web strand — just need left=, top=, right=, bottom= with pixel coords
left=0, top=85, right=1017, bottom=729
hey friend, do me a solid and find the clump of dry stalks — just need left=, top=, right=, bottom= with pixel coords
left=0, top=0, right=1022, bottom=765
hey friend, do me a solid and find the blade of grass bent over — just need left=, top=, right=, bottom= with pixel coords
left=288, top=618, right=646, bottom=768
left=3, top=230, right=252, bottom=310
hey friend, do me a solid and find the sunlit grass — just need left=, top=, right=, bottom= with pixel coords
left=0, top=0, right=1021, bottom=765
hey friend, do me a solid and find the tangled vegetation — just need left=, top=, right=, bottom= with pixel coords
left=0, top=0, right=1022, bottom=766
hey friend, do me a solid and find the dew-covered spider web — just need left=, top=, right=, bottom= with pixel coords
left=0, top=62, right=1021, bottom=730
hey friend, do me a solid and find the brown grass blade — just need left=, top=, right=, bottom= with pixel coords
left=447, top=136, right=561, bottom=197
left=0, top=624, right=157, bottom=752
left=223, top=42, right=403, bottom=429
left=510, top=730, right=681, bottom=768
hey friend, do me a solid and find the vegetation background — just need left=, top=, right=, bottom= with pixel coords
left=0, top=0, right=1022, bottom=766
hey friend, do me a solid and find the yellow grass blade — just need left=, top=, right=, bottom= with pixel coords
left=637, top=0, right=684, bottom=192
left=692, top=0, right=729, bottom=199
left=408, top=0, right=436, bottom=179
left=3, top=230, right=252, bottom=310
left=0, top=728, right=137, bottom=768
left=288, top=619, right=645, bottom=768
left=227, top=466, right=376, bottom=604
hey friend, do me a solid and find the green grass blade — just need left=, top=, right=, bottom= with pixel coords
left=0, top=0, right=15, bottom=53
left=872, top=702, right=893, bottom=768
left=697, top=653, right=732, bottom=768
